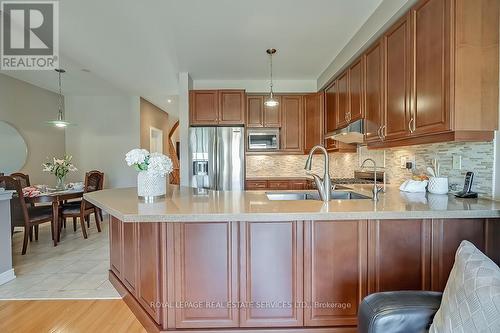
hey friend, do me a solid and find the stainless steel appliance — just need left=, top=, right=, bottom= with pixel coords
left=189, top=126, right=245, bottom=191
left=328, top=119, right=364, bottom=144
left=247, top=128, right=280, bottom=151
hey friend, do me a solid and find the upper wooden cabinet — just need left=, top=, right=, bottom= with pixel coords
left=336, top=71, right=349, bottom=130
left=190, top=90, right=219, bottom=125
left=190, top=90, right=245, bottom=125
left=364, top=41, right=384, bottom=143
left=326, top=0, right=498, bottom=149
left=218, top=90, right=245, bottom=125
left=264, top=96, right=282, bottom=127
left=281, top=95, right=304, bottom=152
left=246, top=94, right=281, bottom=128
left=246, top=95, right=264, bottom=127
left=383, top=14, right=411, bottom=141
left=349, top=58, right=364, bottom=122
left=324, top=80, right=338, bottom=134
left=304, top=92, right=324, bottom=153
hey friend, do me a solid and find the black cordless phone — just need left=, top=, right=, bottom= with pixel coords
left=455, top=171, right=477, bottom=198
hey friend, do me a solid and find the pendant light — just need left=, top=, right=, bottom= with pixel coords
left=264, top=48, right=279, bottom=107
left=46, top=68, right=71, bottom=128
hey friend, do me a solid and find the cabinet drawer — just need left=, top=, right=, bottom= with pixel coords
left=289, top=181, right=307, bottom=190
left=267, top=181, right=289, bottom=190
left=245, top=180, right=268, bottom=190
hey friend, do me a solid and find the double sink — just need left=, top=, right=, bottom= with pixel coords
left=266, top=189, right=371, bottom=201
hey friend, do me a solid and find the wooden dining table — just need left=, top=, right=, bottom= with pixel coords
left=24, top=189, right=84, bottom=246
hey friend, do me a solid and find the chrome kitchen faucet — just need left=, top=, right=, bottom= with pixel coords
left=304, top=145, right=333, bottom=202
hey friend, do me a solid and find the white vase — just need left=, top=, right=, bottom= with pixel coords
left=137, top=171, right=166, bottom=202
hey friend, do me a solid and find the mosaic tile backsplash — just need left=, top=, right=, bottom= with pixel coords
left=246, top=141, right=495, bottom=197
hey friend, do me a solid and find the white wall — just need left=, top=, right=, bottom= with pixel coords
left=65, top=96, right=140, bottom=188
left=0, top=74, right=66, bottom=185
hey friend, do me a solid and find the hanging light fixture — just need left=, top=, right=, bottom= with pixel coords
left=46, top=68, right=71, bottom=128
left=264, top=48, right=279, bottom=107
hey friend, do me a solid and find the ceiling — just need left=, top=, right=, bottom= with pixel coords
left=1, top=0, right=384, bottom=111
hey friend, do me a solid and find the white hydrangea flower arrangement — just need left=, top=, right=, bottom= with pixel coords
left=125, top=149, right=173, bottom=201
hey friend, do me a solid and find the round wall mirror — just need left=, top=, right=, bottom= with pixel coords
left=0, top=121, right=28, bottom=175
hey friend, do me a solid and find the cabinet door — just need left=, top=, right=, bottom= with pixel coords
left=240, top=221, right=303, bottom=327
left=281, top=95, right=304, bottom=152
left=110, top=216, right=122, bottom=277
left=190, top=90, right=219, bottom=125
left=409, top=0, right=450, bottom=135
left=219, top=90, right=245, bottom=125
left=122, top=222, right=137, bottom=295
left=384, top=14, right=411, bottom=140
left=304, top=93, right=324, bottom=153
left=304, top=220, right=367, bottom=326
left=349, top=58, right=364, bottom=122
left=263, top=96, right=281, bottom=127
left=368, top=219, right=431, bottom=293
left=336, top=71, right=349, bottom=129
left=137, top=223, right=162, bottom=324
left=324, top=81, right=337, bottom=133
left=289, top=180, right=307, bottom=190
left=247, top=96, right=264, bottom=127
left=364, top=41, right=384, bottom=143
left=174, top=222, right=239, bottom=328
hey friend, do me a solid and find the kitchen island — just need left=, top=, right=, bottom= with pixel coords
left=85, top=185, right=500, bottom=333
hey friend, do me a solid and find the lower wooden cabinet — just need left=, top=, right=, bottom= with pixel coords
left=108, top=217, right=500, bottom=331
left=240, top=221, right=304, bottom=327
left=137, top=223, right=162, bottom=323
left=110, top=216, right=122, bottom=277
left=304, top=220, right=367, bottom=327
left=122, top=222, right=137, bottom=294
left=110, top=218, right=162, bottom=324
left=173, top=222, right=239, bottom=329
left=245, top=178, right=310, bottom=191
left=367, top=219, right=431, bottom=293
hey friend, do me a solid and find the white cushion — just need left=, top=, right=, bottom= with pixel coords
left=430, top=240, right=500, bottom=333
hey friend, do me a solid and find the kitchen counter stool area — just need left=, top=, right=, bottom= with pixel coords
left=105, top=216, right=500, bottom=333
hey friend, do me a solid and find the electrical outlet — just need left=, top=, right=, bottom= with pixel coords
left=400, top=157, right=407, bottom=169
left=452, top=155, right=462, bottom=170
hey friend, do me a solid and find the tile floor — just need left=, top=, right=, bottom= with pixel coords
left=0, top=216, right=120, bottom=300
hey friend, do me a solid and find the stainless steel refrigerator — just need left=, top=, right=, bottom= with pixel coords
left=188, top=126, right=245, bottom=191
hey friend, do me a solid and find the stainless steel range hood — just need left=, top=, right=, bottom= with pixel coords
left=326, top=119, right=364, bottom=144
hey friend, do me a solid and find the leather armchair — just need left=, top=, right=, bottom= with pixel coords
left=358, top=291, right=443, bottom=333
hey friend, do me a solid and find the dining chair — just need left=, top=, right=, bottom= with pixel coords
left=0, top=176, right=55, bottom=255
left=10, top=172, right=31, bottom=188
left=59, top=170, right=104, bottom=239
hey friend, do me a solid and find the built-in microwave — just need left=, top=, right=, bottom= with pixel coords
left=247, top=128, right=280, bottom=151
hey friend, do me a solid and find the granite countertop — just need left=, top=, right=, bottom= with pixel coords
left=84, top=185, right=500, bottom=223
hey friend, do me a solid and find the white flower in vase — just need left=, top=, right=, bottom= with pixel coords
left=125, top=149, right=174, bottom=201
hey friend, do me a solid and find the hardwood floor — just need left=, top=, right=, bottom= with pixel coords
left=0, top=299, right=146, bottom=332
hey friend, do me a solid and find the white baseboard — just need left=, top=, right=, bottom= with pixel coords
left=0, top=269, right=16, bottom=286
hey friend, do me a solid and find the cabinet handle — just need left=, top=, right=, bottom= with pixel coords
left=380, top=125, right=386, bottom=141
left=409, top=118, right=415, bottom=134
left=377, top=126, right=382, bottom=140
